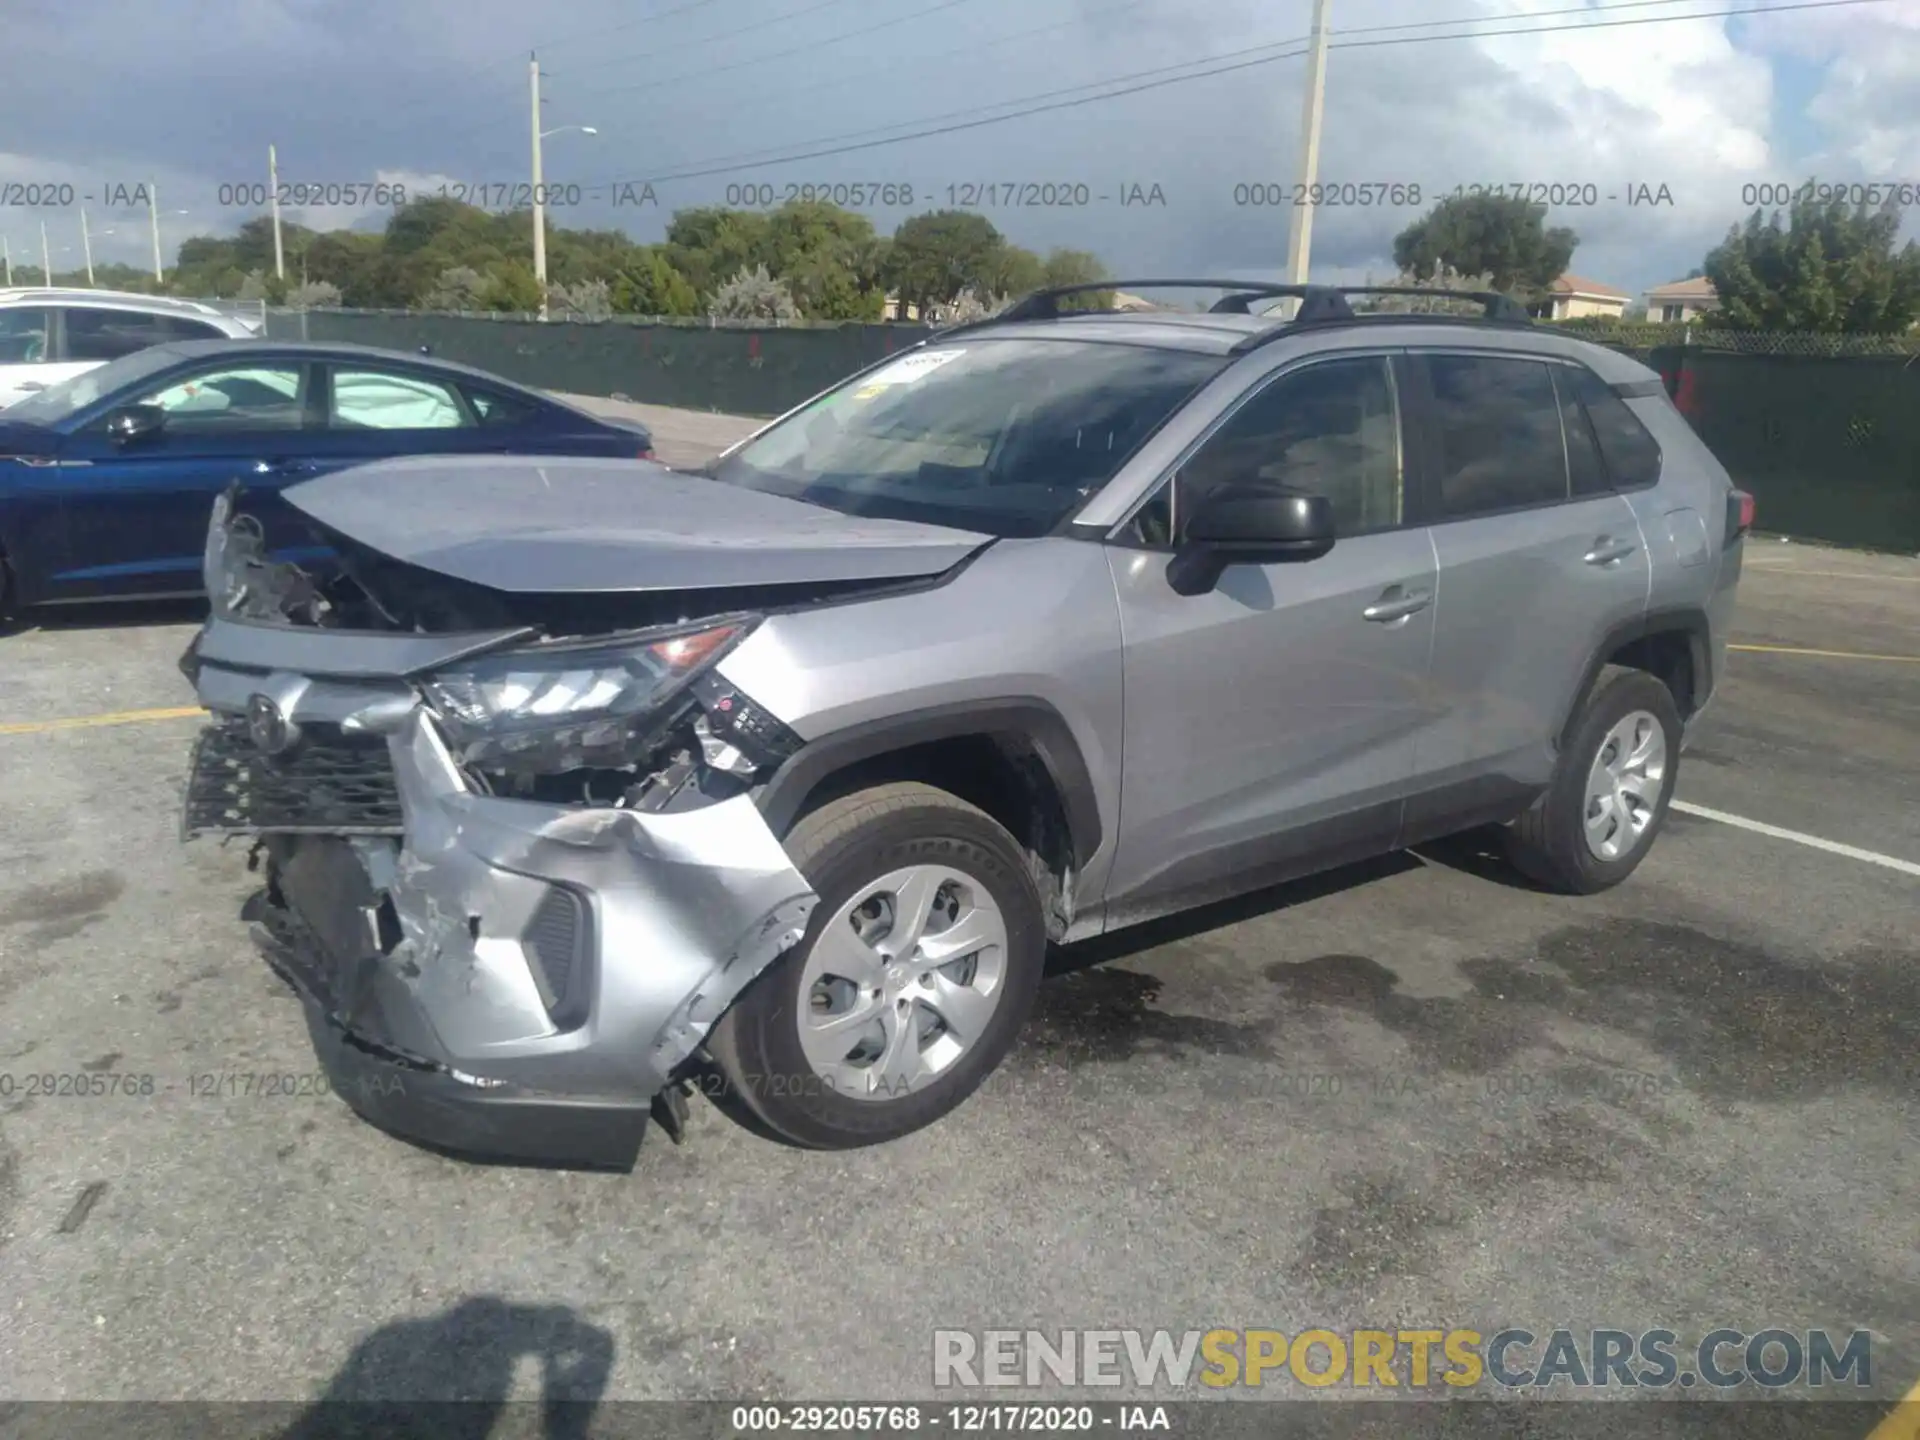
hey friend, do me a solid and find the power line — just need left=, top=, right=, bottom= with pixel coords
left=347, top=0, right=740, bottom=137
left=557, top=0, right=873, bottom=82
left=592, top=0, right=1887, bottom=188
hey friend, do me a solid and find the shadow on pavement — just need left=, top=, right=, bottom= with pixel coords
left=276, top=1296, right=614, bottom=1440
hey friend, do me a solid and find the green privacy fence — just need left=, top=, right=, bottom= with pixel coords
left=262, top=308, right=938, bottom=417
left=1647, top=347, right=1920, bottom=553
left=263, top=308, right=1920, bottom=553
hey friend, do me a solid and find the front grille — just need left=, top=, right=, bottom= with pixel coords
left=524, top=884, right=586, bottom=1018
left=182, top=720, right=403, bottom=837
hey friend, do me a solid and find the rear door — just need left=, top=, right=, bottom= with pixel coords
left=1400, top=350, right=1651, bottom=840
left=47, top=359, right=317, bottom=599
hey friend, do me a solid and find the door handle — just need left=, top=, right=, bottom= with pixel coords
left=257, top=458, right=317, bottom=477
left=1584, top=536, right=1638, bottom=565
left=15, top=381, right=45, bottom=393
left=1363, top=586, right=1433, bottom=623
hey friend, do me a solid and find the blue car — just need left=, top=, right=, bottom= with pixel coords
left=0, top=339, right=656, bottom=616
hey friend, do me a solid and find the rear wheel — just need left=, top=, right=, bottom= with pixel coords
left=705, top=782, right=1046, bottom=1149
left=1507, top=669, right=1681, bottom=893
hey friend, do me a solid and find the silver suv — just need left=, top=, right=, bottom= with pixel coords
left=180, top=281, right=1749, bottom=1168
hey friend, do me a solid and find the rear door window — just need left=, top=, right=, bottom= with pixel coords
left=62, top=307, right=179, bottom=362
left=0, top=308, right=52, bottom=363
left=1417, top=354, right=1570, bottom=520
left=329, top=368, right=471, bottom=429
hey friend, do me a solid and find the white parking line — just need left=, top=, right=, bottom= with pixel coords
left=1672, top=800, right=1920, bottom=878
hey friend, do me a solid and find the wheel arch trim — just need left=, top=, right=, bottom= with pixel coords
left=1558, top=605, right=1711, bottom=753
left=753, top=697, right=1104, bottom=868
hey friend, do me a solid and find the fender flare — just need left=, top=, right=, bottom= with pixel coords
left=1558, top=605, right=1712, bottom=752
left=754, top=697, right=1104, bottom=868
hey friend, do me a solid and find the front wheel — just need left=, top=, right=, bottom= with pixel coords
left=705, top=782, right=1047, bottom=1149
left=1506, top=669, right=1682, bottom=893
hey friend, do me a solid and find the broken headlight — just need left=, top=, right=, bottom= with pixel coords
left=419, top=617, right=755, bottom=772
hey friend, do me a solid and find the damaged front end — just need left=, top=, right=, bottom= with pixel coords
left=182, top=487, right=824, bottom=1169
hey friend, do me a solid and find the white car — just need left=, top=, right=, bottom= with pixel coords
left=0, top=289, right=261, bottom=408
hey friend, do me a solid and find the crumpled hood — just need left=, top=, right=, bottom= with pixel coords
left=284, top=453, right=993, bottom=594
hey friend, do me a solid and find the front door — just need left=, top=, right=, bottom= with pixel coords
left=48, top=360, right=317, bottom=600
left=1101, top=353, right=1440, bottom=923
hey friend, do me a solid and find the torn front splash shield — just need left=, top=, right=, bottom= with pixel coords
left=351, top=710, right=818, bottom=1112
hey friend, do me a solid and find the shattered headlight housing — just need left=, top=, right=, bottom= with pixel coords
left=420, top=616, right=755, bottom=772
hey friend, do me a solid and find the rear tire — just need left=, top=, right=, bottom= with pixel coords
left=1506, top=669, right=1681, bottom=894
left=706, top=782, right=1046, bottom=1149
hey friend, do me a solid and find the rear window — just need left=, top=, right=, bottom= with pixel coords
left=708, top=338, right=1226, bottom=537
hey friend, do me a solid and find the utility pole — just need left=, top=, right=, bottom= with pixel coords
left=40, top=221, right=51, bottom=284
left=2, top=234, right=11, bottom=287
left=530, top=52, right=548, bottom=320
left=148, top=181, right=164, bottom=283
left=1283, top=0, right=1332, bottom=312
left=269, top=144, right=286, bottom=280
left=81, top=209, right=96, bottom=286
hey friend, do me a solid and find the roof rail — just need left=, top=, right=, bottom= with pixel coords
left=926, top=279, right=1533, bottom=345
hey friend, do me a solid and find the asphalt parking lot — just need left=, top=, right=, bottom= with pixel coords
left=0, top=420, right=1915, bottom=1427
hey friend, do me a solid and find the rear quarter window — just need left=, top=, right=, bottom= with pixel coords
left=1570, top=367, right=1663, bottom=489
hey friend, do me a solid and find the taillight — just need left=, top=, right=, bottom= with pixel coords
left=1726, top=488, right=1755, bottom=542
left=639, top=448, right=657, bottom=461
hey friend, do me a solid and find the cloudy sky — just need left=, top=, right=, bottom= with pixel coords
left=1, top=0, right=1915, bottom=297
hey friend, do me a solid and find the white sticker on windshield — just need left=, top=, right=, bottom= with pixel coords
left=850, top=348, right=965, bottom=397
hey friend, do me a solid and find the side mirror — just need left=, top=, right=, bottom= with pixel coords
left=1166, top=481, right=1336, bottom=596
left=106, top=404, right=167, bottom=447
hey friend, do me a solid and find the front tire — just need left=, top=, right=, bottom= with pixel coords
left=705, top=782, right=1046, bottom=1149
left=1506, top=669, right=1681, bottom=894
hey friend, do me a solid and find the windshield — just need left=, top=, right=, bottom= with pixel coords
left=6, top=346, right=185, bottom=424
left=706, top=338, right=1224, bottom=537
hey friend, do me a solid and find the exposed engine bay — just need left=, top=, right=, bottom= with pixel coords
left=192, top=481, right=912, bottom=820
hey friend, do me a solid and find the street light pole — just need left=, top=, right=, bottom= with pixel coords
left=149, top=181, right=164, bottom=283
left=40, top=221, right=51, bottom=284
left=81, top=209, right=95, bottom=286
left=530, top=53, right=548, bottom=320
left=2, top=234, right=11, bottom=287
left=269, top=144, right=286, bottom=281
left=1284, top=0, right=1333, bottom=307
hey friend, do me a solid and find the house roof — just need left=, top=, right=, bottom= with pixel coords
left=1647, top=276, right=1718, bottom=299
left=1550, top=274, right=1630, bottom=300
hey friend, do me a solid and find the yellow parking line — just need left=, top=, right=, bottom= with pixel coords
left=1866, top=1372, right=1920, bottom=1439
left=0, top=705, right=204, bottom=737
left=1730, top=643, right=1920, bottom=665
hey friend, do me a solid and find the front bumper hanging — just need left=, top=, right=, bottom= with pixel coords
left=184, top=617, right=818, bottom=1170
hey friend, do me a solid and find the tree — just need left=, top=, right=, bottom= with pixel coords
left=612, top=249, right=702, bottom=316
left=1391, top=193, right=1575, bottom=300
left=663, top=207, right=773, bottom=299
left=286, top=279, right=342, bottom=309
left=422, top=265, right=488, bottom=311
left=547, top=278, right=613, bottom=320
left=708, top=264, right=801, bottom=320
left=479, top=263, right=544, bottom=313
left=883, top=210, right=1006, bottom=315
left=1353, top=261, right=1498, bottom=314
left=1040, top=247, right=1113, bottom=310
left=1702, top=196, right=1920, bottom=333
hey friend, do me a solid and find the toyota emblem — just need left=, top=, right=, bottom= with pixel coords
left=246, top=694, right=296, bottom=756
